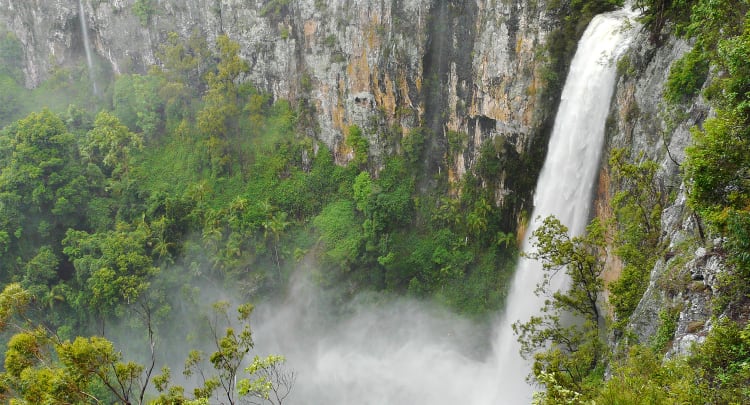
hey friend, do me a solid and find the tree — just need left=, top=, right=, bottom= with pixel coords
left=154, top=302, right=295, bottom=405
left=314, top=200, right=363, bottom=269
left=346, top=125, right=369, bottom=168
left=0, top=284, right=294, bottom=405
left=152, top=30, right=213, bottom=120
left=607, top=149, right=666, bottom=326
left=0, top=283, right=146, bottom=404
left=239, top=355, right=296, bottom=405
left=0, top=109, right=90, bottom=278
left=196, top=35, right=249, bottom=176
left=83, top=111, right=144, bottom=180
left=62, top=222, right=158, bottom=322
left=683, top=20, right=750, bottom=306
left=113, top=74, right=164, bottom=138
left=514, top=216, right=607, bottom=403
left=263, top=210, right=289, bottom=274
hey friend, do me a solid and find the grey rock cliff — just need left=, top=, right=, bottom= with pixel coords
left=0, top=0, right=554, bottom=181
left=6, top=0, right=721, bottom=351
left=605, top=25, right=721, bottom=353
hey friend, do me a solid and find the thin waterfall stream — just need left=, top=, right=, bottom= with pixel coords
left=78, top=0, right=98, bottom=95
left=251, top=8, right=639, bottom=405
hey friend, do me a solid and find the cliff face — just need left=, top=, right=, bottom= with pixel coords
left=2, top=1, right=722, bottom=349
left=605, top=28, right=720, bottom=352
left=0, top=0, right=552, bottom=177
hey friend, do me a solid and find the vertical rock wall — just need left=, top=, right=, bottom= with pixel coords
left=605, top=26, right=719, bottom=352
left=0, top=0, right=554, bottom=175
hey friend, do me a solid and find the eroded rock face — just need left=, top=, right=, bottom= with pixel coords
left=605, top=26, right=721, bottom=352
left=0, top=0, right=554, bottom=178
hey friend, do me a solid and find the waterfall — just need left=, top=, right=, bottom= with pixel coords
left=78, top=0, right=98, bottom=95
left=244, top=8, right=638, bottom=405
left=489, top=8, right=638, bottom=403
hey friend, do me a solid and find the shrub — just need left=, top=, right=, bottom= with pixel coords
left=664, top=48, right=709, bottom=105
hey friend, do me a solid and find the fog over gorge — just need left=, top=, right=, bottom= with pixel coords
left=2, top=0, right=748, bottom=403
left=250, top=9, right=638, bottom=403
left=252, top=272, right=505, bottom=405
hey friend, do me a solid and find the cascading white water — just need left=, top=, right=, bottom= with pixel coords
left=247, top=8, right=638, bottom=405
left=489, top=8, right=639, bottom=403
left=78, top=0, right=98, bottom=95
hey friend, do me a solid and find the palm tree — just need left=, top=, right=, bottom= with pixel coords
left=263, top=211, right=289, bottom=274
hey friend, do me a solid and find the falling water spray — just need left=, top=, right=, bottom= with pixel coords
left=78, top=0, right=98, bottom=96
left=489, top=8, right=639, bottom=403
left=243, top=7, right=640, bottom=405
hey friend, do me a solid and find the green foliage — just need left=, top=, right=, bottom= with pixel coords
left=0, top=109, right=92, bottom=279
left=238, top=355, right=295, bottom=405
left=651, top=307, right=679, bottom=352
left=150, top=30, right=212, bottom=122
left=401, top=126, right=426, bottom=166
left=595, top=346, right=701, bottom=404
left=0, top=30, right=23, bottom=83
left=83, top=111, right=144, bottom=180
left=607, top=149, right=665, bottom=327
left=346, top=125, right=369, bottom=167
left=685, top=107, right=750, bottom=216
left=0, top=284, right=292, bottom=405
left=314, top=200, right=362, bottom=269
left=712, top=210, right=750, bottom=310
left=260, top=0, right=292, bottom=17
left=687, top=319, right=750, bottom=403
left=113, top=74, right=164, bottom=137
left=446, top=130, right=467, bottom=165
left=682, top=10, right=750, bottom=307
left=197, top=35, right=250, bottom=176
left=150, top=301, right=294, bottom=405
left=0, top=283, right=32, bottom=330
left=132, top=0, right=157, bottom=26
left=594, top=319, right=750, bottom=403
left=62, top=222, right=159, bottom=320
left=0, top=315, right=142, bottom=404
left=515, top=216, right=607, bottom=402
left=0, top=75, right=24, bottom=125
left=684, top=0, right=748, bottom=53
left=634, top=0, right=692, bottom=42
left=664, top=48, right=709, bottom=105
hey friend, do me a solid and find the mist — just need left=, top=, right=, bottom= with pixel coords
left=250, top=270, right=524, bottom=405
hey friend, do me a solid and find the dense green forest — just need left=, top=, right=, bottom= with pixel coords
left=0, top=15, right=522, bottom=403
left=0, top=0, right=749, bottom=402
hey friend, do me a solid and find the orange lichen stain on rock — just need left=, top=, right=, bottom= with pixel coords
left=336, top=120, right=356, bottom=165
left=516, top=213, right=528, bottom=247
left=375, top=73, right=397, bottom=117
left=316, top=82, right=329, bottom=115
left=489, top=81, right=513, bottom=121
left=366, top=13, right=382, bottom=49
left=331, top=77, right=347, bottom=133
left=469, top=56, right=512, bottom=122
left=335, top=139, right=355, bottom=166
left=595, top=166, right=623, bottom=312
left=347, top=47, right=372, bottom=93
left=447, top=166, right=461, bottom=194
left=303, top=20, right=318, bottom=47
left=398, top=72, right=414, bottom=110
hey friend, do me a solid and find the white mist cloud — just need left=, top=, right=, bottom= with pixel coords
left=250, top=272, right=534, bottom=405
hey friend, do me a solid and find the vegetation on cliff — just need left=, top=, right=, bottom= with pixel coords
left=524, top=0, right=750, bottom=402
left=0, top=0, right=749, bottom=402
